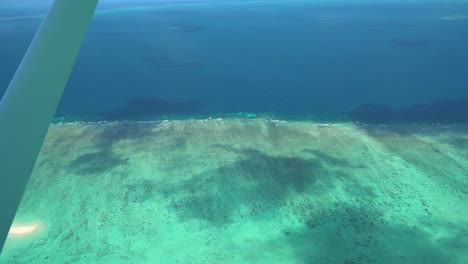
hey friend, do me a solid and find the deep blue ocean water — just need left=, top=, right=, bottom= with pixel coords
left=1, top=1, right=468, bottom=122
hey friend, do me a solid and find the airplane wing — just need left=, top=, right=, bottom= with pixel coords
left=0, top=0, right=98, bottom=251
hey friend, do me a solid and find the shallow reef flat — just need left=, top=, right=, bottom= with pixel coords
left=1, top=119, right=467, bottom=263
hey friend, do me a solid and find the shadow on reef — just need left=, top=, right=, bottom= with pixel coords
left=349, top=98, right=468, bottom=124
left=126, top=147, right=366, bottom=226
left=280, top=202, right=466, bottom=263
left=66, top=123, right=159, bottom=176
left=119, top=146, right=466, bottom=263
left=100, top=97, right=205, bottom=120
left=67, top=151, right=128, bottom=175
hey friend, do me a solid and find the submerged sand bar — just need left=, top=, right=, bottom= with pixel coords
left=1, top=119, right=467, bottom=263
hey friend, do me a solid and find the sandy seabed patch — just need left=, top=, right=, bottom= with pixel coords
left=1, top=119, right=467, bottom=263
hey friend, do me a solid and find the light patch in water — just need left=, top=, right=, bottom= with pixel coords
left=8, top=223, right=40, bottom=237
left=0, top=15, right=44, bottom=22
left=441, top=14, right=468, bottom=21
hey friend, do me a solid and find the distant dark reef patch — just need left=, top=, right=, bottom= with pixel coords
left=167, top=24, right=205, bottom=33
left=143, top=55, right=203, bottom=69
left=391, top=39, right=429, bottom=48
left=100, top=97, right=205, bottom=120
left=349, top=98, right=468, bottom=124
